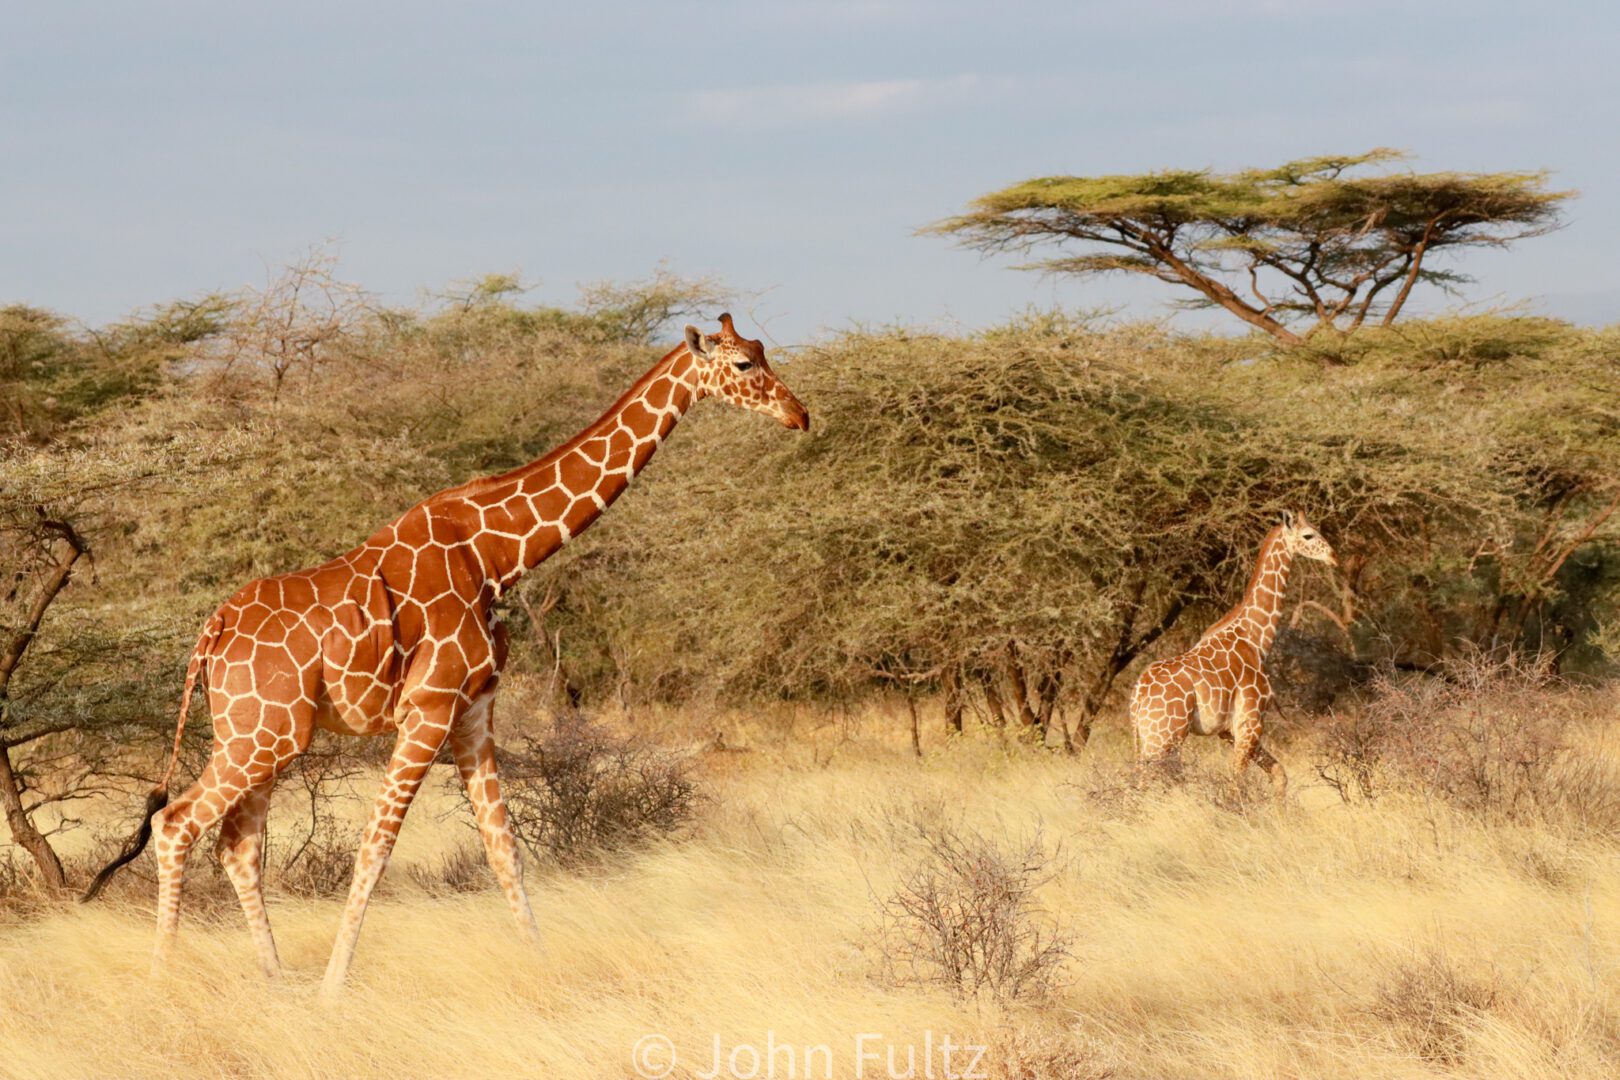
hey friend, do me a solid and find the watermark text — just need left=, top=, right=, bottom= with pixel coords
left=630, top=1031, right=989, bottom=1079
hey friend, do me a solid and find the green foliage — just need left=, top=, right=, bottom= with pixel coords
left=1, top=275, right=1615, bottom=812
left=929, top=151, right=1573, bottom=342
left=534, top=314, right=1563, bottom=714
left=0, top=299, right=204, bottom=443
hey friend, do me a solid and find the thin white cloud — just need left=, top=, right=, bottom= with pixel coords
left=692, top=74, right=981, bottom=124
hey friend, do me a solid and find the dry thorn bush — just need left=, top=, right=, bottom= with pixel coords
left=871, top=818, right=1073, bottom=1002
left=1180, top=757, right=1280, bottom=816
left=1369, top=946, right=1503, bottom=1067
left=267, top=737, right=367, bottom=899
left=497, top=711, right=701, bottom=866
left=984, top=1024, right=1116, bottom=1080
left=1315, top=652, right=1620, bottom=836
left=270, top=825, right=361, bottom=900
left=1060, top=760, right=1143, bottom=820
left=407, top=844, right=492, bottom=896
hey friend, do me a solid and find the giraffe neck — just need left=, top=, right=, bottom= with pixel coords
left=447, top=344, right=701, bottom=596
left=1233, top=526, right=1292, bottom=652
left=1200, top=525, right=1293, bottom=652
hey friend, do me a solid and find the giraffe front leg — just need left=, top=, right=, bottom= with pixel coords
left=451, top=694, right=541, bottom=945
left=320, top=705, right=450, bottom=998
left=1229, top=698, right=1285, bottom=799
left=216, top=783, right=281, bottom=978
left=1251, top=739, right=1287, bottom=799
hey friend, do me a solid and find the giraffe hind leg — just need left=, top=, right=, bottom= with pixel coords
left=153, top=687, right=311, bottom=975
left=1133, top=696, right=1189, bottom=790
left=216, top=783, right=281, bottom=978
left=451, top=694, right=540, bottom=944
left=1251, top=740, right=1287, bottom=798
left=152, top=768, right=217, bottom=972
left=152, top=757, right=278, bottom=973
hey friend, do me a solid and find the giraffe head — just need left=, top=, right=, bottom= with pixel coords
left=1280, top=510, right=1337, bottom=567
left=683, top=313, right=810, bottom=431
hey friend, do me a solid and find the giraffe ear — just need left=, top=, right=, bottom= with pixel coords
left=683, top=324, right=711, bottom=359
left=1281, top=510, right=1295, bottom=528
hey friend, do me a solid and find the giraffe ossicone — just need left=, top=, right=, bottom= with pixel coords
left=86, top=314, right=808, bottom=994
left=1129, top=511, right=1338, bottom=795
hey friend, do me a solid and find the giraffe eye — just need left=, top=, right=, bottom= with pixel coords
left=735, top=361, right=754, bottom=372
left=1303, top=532, right=1316, bottom=540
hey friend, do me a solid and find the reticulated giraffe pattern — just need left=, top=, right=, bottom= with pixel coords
left=1129, top=512, right=1337, bottom=794
left=117, top=315, right=808, bottom=994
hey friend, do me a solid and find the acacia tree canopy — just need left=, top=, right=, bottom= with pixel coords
left=927, top=150, right=1573, bottom=343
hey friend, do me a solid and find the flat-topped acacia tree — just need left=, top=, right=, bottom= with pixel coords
left=927, top=150, right=1572, bottom=343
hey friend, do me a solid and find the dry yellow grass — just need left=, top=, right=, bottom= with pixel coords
left=2, top=703, right=1617, bottom=1080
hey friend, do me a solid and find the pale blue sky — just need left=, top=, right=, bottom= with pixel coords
left=3, top=1, right=1615, bottom=341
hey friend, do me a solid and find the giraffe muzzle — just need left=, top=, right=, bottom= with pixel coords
left=780, top=396, right=811, bottom=432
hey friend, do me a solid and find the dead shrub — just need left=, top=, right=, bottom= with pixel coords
left=268, top=737, right=366, bottom=898
left=408, top=844, right=491, bottom=896
left=1178, top=755, right=1277, bottom=814
left=0, top=852, right=40, bottom=912
left=1314, top=652, right=1620, bottom=834
left=499, top=711, right=700, bottom=866
left=985, top=1025, right=1116, bottom=1080
left=1388, top=653, right=1565, bottom=820
left=872, top=821, right=1072, bottom=1002
left=1314, top=705, right=1389, bottom=804
left=1370, top=947, right=1502, bottom=1066
left=272, top=825, right=359, bottom=899
left=1061, top=761, right=1143, bottom=820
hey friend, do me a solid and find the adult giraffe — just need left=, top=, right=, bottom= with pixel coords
left=1129, top=512, right=1336, bottom=794
left=85, top=314, right=808, bottom=994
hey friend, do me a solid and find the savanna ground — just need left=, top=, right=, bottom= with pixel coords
left=3, top=674, right=1617, bottom=1080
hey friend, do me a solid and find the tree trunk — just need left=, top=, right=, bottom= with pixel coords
left=980, top=675, right=1008, bottom=728
left=1380, top=223, right=1437, bottom=327
left=0, top=517, right=85, bottom=892
left=1002, top=646, right=1039, bottom=728
left=1074, top=662, right=1126, bottom=748
left=0, top=747, right=66, bottom=891
left=1152, top=243, right=1304, bottom=344
left=906, top=696, right=922, bottom=758
left=1034, top=668, right=1064, bottom=741
left=942, top=665, right=964, bottom=734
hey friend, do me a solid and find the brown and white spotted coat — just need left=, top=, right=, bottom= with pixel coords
left=103, top=314, right=807, bottom=995
left=1129, top=512, right=1336, bottom=793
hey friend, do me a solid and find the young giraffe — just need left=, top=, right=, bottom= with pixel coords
left=1129, top=512, right=1336, bottom=794
left=86, top=314, right=808, bottom=994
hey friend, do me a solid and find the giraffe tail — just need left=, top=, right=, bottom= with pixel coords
left=80, top=615, right=220, bottom=903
